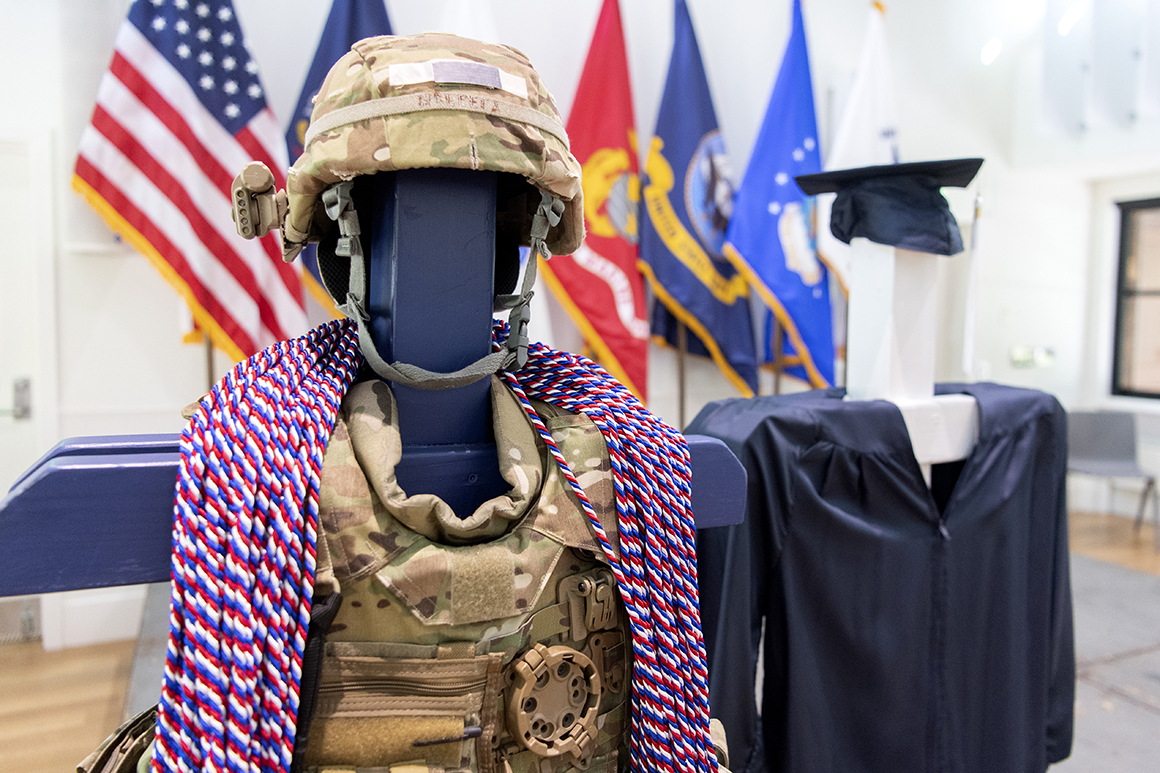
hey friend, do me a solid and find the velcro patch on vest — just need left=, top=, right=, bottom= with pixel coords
left=307, top=714, right=464, bottom=769
left=377, top=528, right=565, bottom=626
left=451, top=544, right=517, bottom=623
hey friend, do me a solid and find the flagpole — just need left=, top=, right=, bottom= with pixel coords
left=842, top=296, right=850, bottom=388
left=773, top=317, right=784, bottom=395
left=205, top=338, right=214, bottom=394
left=961, top=193, right=982, bottom=380
left=677, top=321, right=688, bottom=429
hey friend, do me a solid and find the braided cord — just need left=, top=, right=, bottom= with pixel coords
left=497, top=327, right=717, bottom=773
left=156, top=322, right=362, bottom=773
left=156, top=320, right=716, bottom=773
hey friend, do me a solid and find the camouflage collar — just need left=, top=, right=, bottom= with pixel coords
left=342, top=375, right=546, bottom=544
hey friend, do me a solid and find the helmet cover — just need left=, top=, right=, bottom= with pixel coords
left=283, top=32, right=584, bottom=261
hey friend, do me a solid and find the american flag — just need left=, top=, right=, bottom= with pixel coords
left=73, top=0, right=307, bottom=359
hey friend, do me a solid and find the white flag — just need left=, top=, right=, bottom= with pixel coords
left=816, top=2, right=900, bottom=287
left=438, top=0, right=502, bottom=44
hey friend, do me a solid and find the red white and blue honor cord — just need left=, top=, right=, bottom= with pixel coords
left=155, top=320, right=717, bottom=773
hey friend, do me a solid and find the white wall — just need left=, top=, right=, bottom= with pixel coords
left=39, top=586, right=147, bottom=651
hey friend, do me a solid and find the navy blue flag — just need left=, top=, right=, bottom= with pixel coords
left=639, top=0, right=757, bottom=397
left=287, top=0, right=393, bottom=311
left=722, top=0, right=833, bottom=388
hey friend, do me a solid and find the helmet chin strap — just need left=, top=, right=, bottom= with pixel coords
left=322, top=182, right=563, bottom=391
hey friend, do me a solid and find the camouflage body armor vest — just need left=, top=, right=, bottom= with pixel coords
left=304, top=377, right=631, bottom=773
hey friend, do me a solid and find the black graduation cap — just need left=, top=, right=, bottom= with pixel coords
left=795, top=158, right=983, bottom=256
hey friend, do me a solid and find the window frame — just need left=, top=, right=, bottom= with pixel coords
left=1112, top=197, right=1160, bottom=399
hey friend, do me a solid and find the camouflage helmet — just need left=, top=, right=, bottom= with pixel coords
left=282, top=32, right=584, bottom=262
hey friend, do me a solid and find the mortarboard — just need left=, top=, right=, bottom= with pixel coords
left=796, top=158, right=983, bottom=256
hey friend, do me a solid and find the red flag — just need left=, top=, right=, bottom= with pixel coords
left=542, top=0, right=649, bottom=400
left=72, top=0, right=306, bottom=361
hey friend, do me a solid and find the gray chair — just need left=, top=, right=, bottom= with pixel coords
left=1067, top=411, right=1159, bottom=550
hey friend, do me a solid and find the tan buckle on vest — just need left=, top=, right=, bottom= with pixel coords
left=557, top=569, right=618, bottom=642
left=583, top=631, right=625, bottom=695
left=506, top=644, right=601, bottom=761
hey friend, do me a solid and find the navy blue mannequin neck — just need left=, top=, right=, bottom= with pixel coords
left=362, top=168, right=509, bottom=515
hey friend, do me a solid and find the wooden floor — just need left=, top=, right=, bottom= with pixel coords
left=0, top=510, right=1155, bottom=772
left=0, top=638, right=135, bottom=773
left=1069, top=509, right=1160, bottom=577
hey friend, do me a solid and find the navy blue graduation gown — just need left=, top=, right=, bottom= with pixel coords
left=690, top=383, right=1074, bottom=773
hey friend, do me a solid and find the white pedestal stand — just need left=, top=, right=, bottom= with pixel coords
left=845, top=239, right=979, bottom=484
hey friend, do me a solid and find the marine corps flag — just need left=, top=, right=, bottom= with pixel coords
left=640, top=0, right=757, bottom=397
left=287, top=0, right=394, bottom=314
left=541, top=0, right=649, bottom=400
left=723, top=0, right=834, bottom=387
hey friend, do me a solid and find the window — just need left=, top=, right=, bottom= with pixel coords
left=1113, top=198, right=1160, bottom=398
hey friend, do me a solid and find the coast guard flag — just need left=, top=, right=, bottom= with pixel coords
left=541, top=0, right=649, bottom=400
left=723, top=0, right=834, bottom=388
left=73, top=0, right=306, bottom=360
left=287, top=0, right=394, bottom=314
left=640, top=0, right=757, bottom=397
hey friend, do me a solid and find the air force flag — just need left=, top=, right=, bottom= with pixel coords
left=723, top=0, right=834, bottom=387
